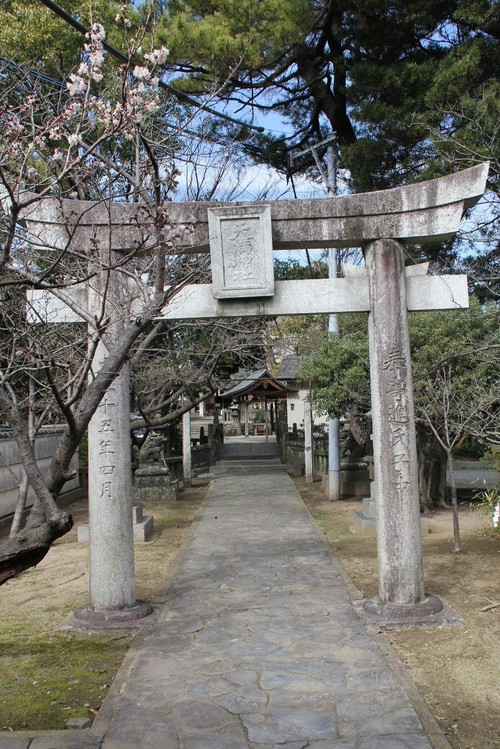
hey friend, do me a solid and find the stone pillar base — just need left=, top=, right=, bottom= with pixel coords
left=70, top=601, right=154, bottom=629
left=78, top=503, right=154, bottom=543
left=352, top=510, right=430, bottom=536
left=363, top=594, right=443, bottom=622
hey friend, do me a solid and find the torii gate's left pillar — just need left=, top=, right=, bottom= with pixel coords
left=72, top=261, right=152, bottom=627
left=88, top=350, right=136, bottom=610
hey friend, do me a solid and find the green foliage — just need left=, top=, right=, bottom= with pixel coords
left=299, top=314, right=370, bottom=417
left=411, top=300, right=498, bottom=377
left=301, top=297, right=499, bottom=436
left=273, top=256, right=327, bottom=280
left=0, top=0, right=139, bottom=76
left=158, top=0, right=310, bottom=72
left=156, top=0, right=499, bottom=204
left=411, top=300, right=499, bottom=451
left=273, top=257, right=305, bottom=280
left=78, top=431, right=88, bottom=468
left=3, top=0, right=497, bottom=202
left=470, top=483, right=500, bottom=522
left=274, top=315, right=327, bottom=359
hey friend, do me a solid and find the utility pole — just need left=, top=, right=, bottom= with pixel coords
left=326, top=145, right=341, bottom=501
left=289, top=136, right=341, bottom=500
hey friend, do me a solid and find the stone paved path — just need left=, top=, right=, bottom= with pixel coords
left=96, top=465, right=448, bottom=749
left=0, top=459, right=451, bottom=749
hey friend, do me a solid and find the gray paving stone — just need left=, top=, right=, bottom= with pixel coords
left=30, top=735, right=103, bottom=749
left=335, top=689, right=423, bottom=737
left=214, top=684, right=269, bottom=713
left=344, top=666, right=397, bottom=691
left=179, top=733, right=249, bottom=749
left=0, top=738, right=31, bottom=749
left=253, top=743, right=312, bottom=749
left=357, top=736, right=434, bottom=749
left=306, top=743, right=358, bottom=749
left=241, top=709, right=338, bottom=743
left=172, top=699, right=235, bottom=730
left=301, top=742, right=358, bottom=749
left=223, top=669, right=259, bottom=687
left=65, top=719, right=92, bottom=730
left=185, top=676, right=237, bottom=699
left=101, top=702, right=178, bottom=749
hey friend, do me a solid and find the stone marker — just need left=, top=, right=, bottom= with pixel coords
left=243, top=400, right=250, bottom=438
left=182, top=410, right=192, bottom=487
left=208, top=204, right=274, bottom=298
left=304, top=399, right=313, bottom=484
left=78, top=502, right=153, bottom=544
left=73, top=266, right=152, bottom=626
left=363, top=239, right=441, bottom=616
left=23, top=235, right=152, bottom=626
left=134, top=465, right=179, bottom=501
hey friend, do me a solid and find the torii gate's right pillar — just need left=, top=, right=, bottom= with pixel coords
left=364, top=239, right=442, bottom=617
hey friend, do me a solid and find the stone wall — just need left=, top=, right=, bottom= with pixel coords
left=282, top=437, right=370, bottom=497
left=192, top=444, right=212, bottom=473
left=0, top=429, right=81, bottom=527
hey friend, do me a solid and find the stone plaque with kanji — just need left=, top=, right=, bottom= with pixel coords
left=208, top=205, right=274, bottom=299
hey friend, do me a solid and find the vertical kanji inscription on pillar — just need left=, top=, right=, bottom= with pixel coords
left=366, top=238, right=425, bottom=606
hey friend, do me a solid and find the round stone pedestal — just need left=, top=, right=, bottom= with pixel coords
left=71, top=601, right=154, bottom=629
left=363, top=594, right=443, bottom=622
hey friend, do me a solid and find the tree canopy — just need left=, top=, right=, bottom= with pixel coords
left=2, top=1, right=497, bottom=193
left=155, top=0, right=499, bottom=192
left=300, top=299, right=498, bottom=421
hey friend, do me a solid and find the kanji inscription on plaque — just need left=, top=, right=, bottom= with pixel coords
left=208, top=205, right=274, bottom=299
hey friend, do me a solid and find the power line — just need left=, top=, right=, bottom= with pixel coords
left=0, top=56, right=63, bottom=89
left=38, top=0, right=264, bottom=134
left=0, top=56, right=248, bottom=152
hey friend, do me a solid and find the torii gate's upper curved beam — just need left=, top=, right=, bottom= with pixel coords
left=168, top=163, right=490, bottom=251
left=17, top=163, right=489, bottom=253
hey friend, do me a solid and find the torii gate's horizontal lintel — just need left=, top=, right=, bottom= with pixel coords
left=159, top=273, right=468, bottom=321
left=18, top=163, right=489, bottom=254
left=27, top=269, right=468, bottom=324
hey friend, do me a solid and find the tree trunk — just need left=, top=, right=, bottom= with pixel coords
left=9, top=473, right=29, bottom=538
left=416, top=428, right=447, bottom=510
left=447, top=450, right=461, bottom=552
left=10, top=376, right=35, bottom=538
left=0, top=508, right=73, bottom=585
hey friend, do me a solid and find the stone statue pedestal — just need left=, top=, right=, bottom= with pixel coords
left=134, top=465, right=179, bottom=501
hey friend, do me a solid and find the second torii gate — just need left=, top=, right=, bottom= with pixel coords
left=24, top=163, right=489, bottom=624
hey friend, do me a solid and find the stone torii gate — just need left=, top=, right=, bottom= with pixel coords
left=23, top=163, right=489, bottom=624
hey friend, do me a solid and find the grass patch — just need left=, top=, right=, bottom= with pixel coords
left=0, top=632, right=131, bottom=730
left=309, top=508, right=352, bottom=546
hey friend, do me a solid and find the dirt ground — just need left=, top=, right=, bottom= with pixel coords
left=0, top=482, right=207, bottom=731
left=294, top=478, right=500, bottom=749
left=1, top=477, right=499, bottom=748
